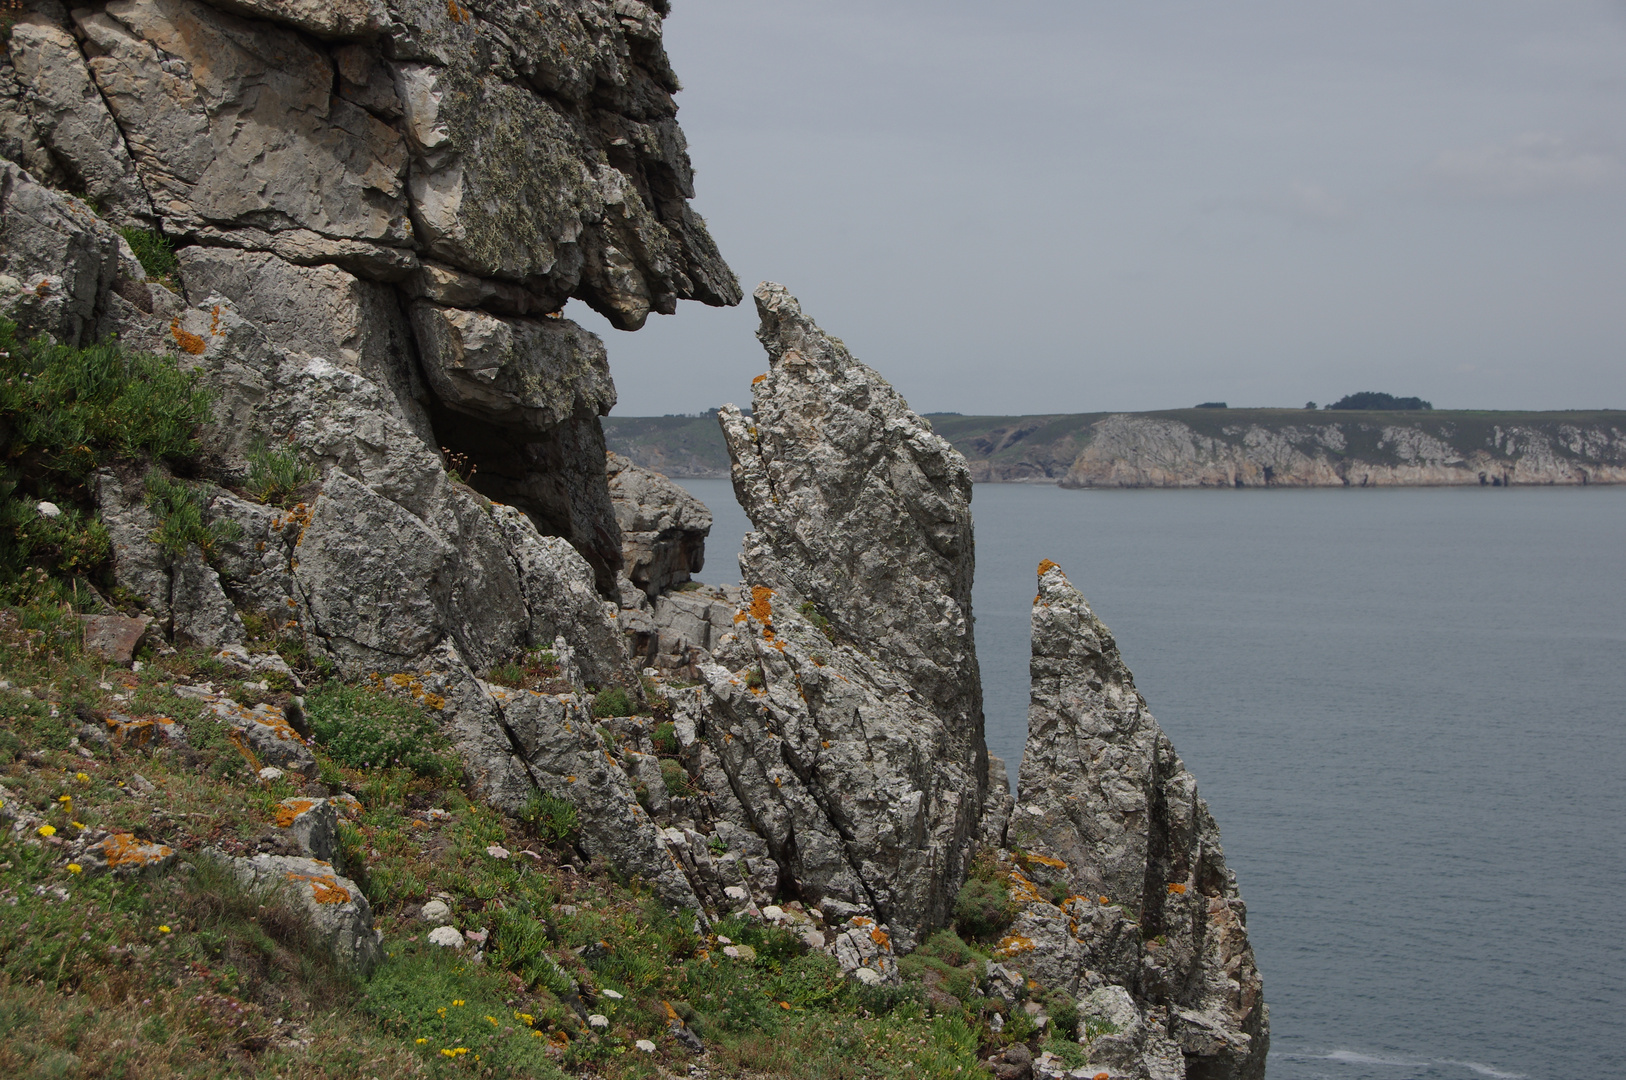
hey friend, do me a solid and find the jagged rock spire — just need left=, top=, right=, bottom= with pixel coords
left=1014, top=560, right=1268, bottom=1079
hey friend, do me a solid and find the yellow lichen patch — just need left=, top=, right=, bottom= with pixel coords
left=286, top=871, right=351, bottom=904
left=995, top=934, right=1035, bottom=957
left=274, top=799, right=319, bottom=828
left=1167, top=882, right=1188, bottom=895
left=752, top=374, right=768, bottom=385
left=1037, top=558, right=1061, bottom=577
left=91, top=832, right=174, bottom=869
left=733, top=611, right=748, bottom=624
left=750, top=586, right=775, bottom=624
left=869, top=925, right=891, bottom=949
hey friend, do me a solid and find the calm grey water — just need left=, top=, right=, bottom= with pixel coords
left=678, top=479, right=1626, bottom=1080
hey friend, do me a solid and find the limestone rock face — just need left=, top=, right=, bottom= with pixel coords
left=719, top=282, right=987, bottom=779
left=1011, top=562, right=1267, bottom=1080
left=690, top=586, right=980, bottom=946
left=607, top=452, right=710, bottom=598
left=3, top=17, right=154, bottom=227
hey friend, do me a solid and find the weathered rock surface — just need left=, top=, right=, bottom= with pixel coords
left=607, top=451, right=710, bottom=597
left=719, top=282, right=988, bottom=782
left=215, top=852, right=381, bottom=975
left=665, top=285, right=993, bottom=944
left=1009, top=561, right=1267, bottom=1080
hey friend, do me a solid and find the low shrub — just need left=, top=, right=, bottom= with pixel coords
left=590, top=686, right=634, bottom=718
left=953, top=876, right=1016, bottom=941
left=143, top=473, right=240, bottom=558
left=519, top=790, right=579, bottom=844
left=304, top=681, right=453, bottom=777
left=0, top=317, right=211, bottom=480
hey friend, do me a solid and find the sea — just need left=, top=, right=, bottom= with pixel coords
left=677, top=478, right=1626, bottom=1080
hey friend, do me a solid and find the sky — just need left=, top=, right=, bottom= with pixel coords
left=570, top=0, right=1626, bottom=416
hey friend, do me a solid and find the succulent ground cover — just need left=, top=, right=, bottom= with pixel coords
left=0, top=593, right=1081, bottom=1078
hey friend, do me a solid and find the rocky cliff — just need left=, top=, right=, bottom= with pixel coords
left=3, top=5, right=1268, bottom=1076
left=2, top=0, right=740, bottom=907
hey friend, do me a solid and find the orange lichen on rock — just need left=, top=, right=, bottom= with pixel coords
left=274, top=799, right=319, bottom=827
left=90, top=832, right=174, bottom=869
left=1167, top=882, right=1188, bottom=895
left=1019, top=852, right=1068, bottom=870
left=869, top=925, right=890, bottom=948
left=1037, top=558, right=1060, bottom=577
left=169, top=319, right=207, bottom=355
left=752, top=374, right=768, bottom=385
left=750, top=586, right=774, bottom=623
left=286, top=871, right=351, bottom=904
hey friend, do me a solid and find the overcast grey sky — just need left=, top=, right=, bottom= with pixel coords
left=572, top=1, right=1626, bottom=416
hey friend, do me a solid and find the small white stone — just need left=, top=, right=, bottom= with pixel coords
left=588, top=1013, right=609, bottom=1030
left=36, top=501, right=61, bottom=519
left=257, top=767, right=285, bottom=782
left=635, top=1039, right=657, bottom=1053
left=802, top=929, right=825, bottom=949
left=987, top=1010, right=1004, bottom=1032
left=723, top=885, right=749, bottom=903
left=427, top=925, right=464, bottom=949
left=852, top=966, right=884, bottom=986
left=599, top=988, right=624, bottom=1000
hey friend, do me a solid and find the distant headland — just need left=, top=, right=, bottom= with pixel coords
left=605, top=407, right=1626, bottom=487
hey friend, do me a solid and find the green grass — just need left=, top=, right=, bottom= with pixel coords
left=118, top=226, right=179, bottom=284
left=246, top=442, right=318, bottom=509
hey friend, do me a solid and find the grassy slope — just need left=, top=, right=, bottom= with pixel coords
left=0, top=597, right=1081, bottom=1079
left=606, top=410, right=1626, bottom=478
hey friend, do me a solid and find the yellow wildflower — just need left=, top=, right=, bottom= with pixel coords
left=415, top=1038, right=428, bottom=1045
left=515, top=1012, right=535, bottom=1026
left=75, top=772, right=90, bottom=784
left=452, top=999, right=465, bottom=1007
left=72, top=821, right=85, bottom=830
left=486, top=1015, right=498, bottom=1027
left=58, top=795, right=72, bottom=804
left=37, top=824, right=56, bottom=837
left=158, top=925, right=171, bottom=934
left=67, top=864, right=83, bottom=875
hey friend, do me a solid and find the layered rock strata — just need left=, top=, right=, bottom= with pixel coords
left=1004, top=560, right=1267, bottom=1080
left=673, top=283, right=994, bottom=945
left=720, top=282, right=988, bottom=778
